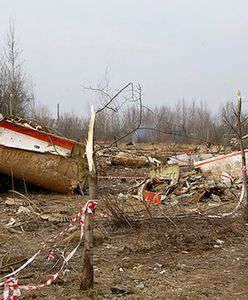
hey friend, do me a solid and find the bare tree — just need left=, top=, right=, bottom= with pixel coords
left=81, top=107, right=96, bottom=290
left=56, top=112, right=86, bottom=140
left=236, top=91, right=248, bottom=221
left=31, top=103, right=54, bottom=127
left=80, top=81, right=143, bottom=290
left=0, top=20, right=34, bottom=116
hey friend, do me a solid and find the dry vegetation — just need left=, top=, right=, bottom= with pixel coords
left=0, top=143, right=247, bottom=299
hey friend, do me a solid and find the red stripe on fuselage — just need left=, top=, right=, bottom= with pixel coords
left=0, top=120, right=74, bottom=150
left=194, top=149, right=248, bottom=167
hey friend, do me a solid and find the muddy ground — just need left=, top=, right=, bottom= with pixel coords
left=0, top=143, right=247, bottom=299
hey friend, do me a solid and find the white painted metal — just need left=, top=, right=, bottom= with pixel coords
left=0, top=127, right=71, bottom=156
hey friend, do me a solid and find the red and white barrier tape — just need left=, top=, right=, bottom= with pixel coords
left=98, top=175, right=145, bottom=180
left=220, top=172, right=233, bottom=187
left=3, top=278, right=20, bottom=300
left=241, top=166, right=247, bottom=172
left=1, top=200, right=97, bottom=300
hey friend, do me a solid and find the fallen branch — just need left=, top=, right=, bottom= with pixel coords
left=8, top=190, right=42, bottom=214
left=0, top=257, right=28, bottom=271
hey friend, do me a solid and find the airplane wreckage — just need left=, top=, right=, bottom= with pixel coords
left=0, top=115, right=87, bottom=194
left=1, top=113, right=247, bottom=196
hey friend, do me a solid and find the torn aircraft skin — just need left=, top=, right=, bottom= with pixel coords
left=0, top=115, right=87, bottom=194
left=194, top=150, right=248, bottom=177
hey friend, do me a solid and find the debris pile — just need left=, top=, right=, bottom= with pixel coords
left=96, top=145, right=245, bottom=212
left=139, top=165, right=240, bottom=208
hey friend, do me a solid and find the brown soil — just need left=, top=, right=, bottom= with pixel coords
left=0, top=143, right=247, bottom=300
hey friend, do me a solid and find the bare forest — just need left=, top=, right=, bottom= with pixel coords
left=0, top=22, right=248, bottom=300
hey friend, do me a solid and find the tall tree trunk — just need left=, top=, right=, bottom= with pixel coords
left=80, top=167, right=97, bottom=290
left=236, top=91, right=248, bottom=221
left=81, top=107, right=97, bottom=290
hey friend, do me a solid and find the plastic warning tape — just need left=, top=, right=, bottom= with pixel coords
left=98, top=175, right=145, bottom=180
left=0, top=200, right=95, bottom=285
left=3, top=278, right=21, bottom=300
left=1, top=200, right=97, bottom=300
left=241, top=166, right=247, bottom=172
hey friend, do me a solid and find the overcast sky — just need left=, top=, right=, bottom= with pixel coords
left=1, top=0, right=248, bottom=116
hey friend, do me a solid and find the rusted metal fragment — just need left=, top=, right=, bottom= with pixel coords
left=0, top=145, right=87, bottom=194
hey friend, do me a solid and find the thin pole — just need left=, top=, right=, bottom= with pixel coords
left=236, top=90, right=248, bottom=221
left=57, top=103, right=60, bottom=121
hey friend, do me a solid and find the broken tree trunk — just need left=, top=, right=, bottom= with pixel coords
left=81, top=106, right=97, bottom=290
left=111, top=152, right=160, bottom=167
left=111, top=152, right=150, bottom=167
left=236, top=91, right=248, bottom=221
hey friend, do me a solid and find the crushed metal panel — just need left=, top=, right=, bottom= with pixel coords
left=149, top=165, right=179, bottom=184
left=143, top=190, right=162, bottom=204
left=194, top=149, right=248, bottom=177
